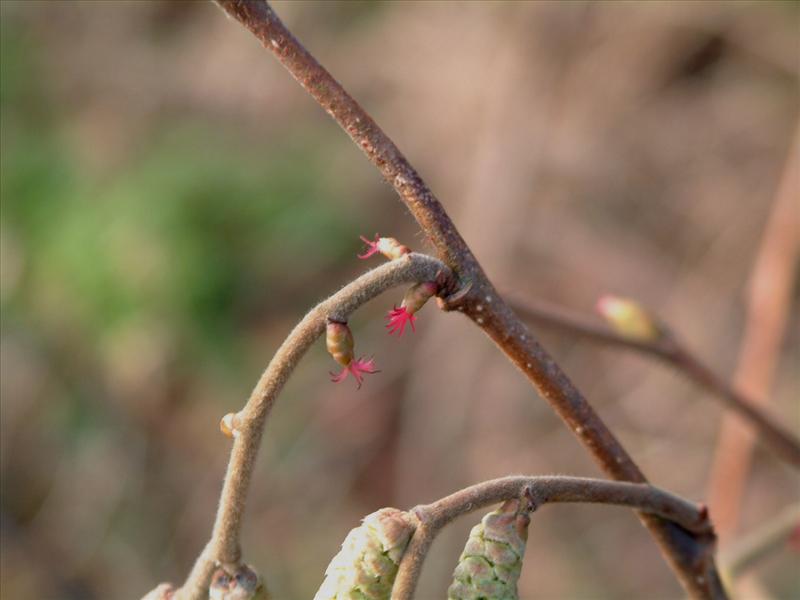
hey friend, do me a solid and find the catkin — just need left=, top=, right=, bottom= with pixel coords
left=447, top=499, right=532, bottom=600
left=314, top=508, right=416, bottom=600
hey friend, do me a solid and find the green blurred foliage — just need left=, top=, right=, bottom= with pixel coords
left=1, top=17, right=355, bottom=380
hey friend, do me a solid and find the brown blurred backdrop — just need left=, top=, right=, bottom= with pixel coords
left=1, top=1, right=798, bottom=598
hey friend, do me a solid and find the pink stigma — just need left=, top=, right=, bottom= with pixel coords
left=386, top=306, right=416, bottom=336
left=330, top=357, right=379, bottom=389
left=358, top=234, right=381, bottom=259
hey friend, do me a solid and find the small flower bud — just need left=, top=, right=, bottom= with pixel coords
left=448, top=499, right=533, bottom=600
left=327, top=320, right=378, bottom=388
left=326, top=320, right=354, bottom=367
left=210, top=565, right=269, bottom=600
left=403, top=281, right=438, bottom=315
left=220, top=413, right=240, bottom=439
left=358, top=234, right=411, bottom=261
left=140, top=583, right=174, bottom=600
left=386, top=281, right=438, bottom=336
left=314, top=508, right=416, bottom=600
left=596, top=295, right=661, bottom=342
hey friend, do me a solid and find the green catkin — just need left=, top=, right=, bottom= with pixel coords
left=314, top=508, right=416, bottom=600
left=447, top=499, right=532, bottom=600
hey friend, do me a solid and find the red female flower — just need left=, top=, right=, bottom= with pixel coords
left=329, top=357, right=378, bottom=388
left=386, top=281, right=438, bottom=336
left=358, top=234, right=411, bottom=260
left=326, top=320, right=379, bottom=389
left=386, top=306, right=416, bottom=336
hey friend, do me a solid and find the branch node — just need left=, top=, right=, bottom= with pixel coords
left=522, top=485, right=540, bottom=513
left=436, top=279, right=473, bottom=311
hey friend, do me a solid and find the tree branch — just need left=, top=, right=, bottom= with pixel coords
left=174, top=253, right=450, bottom=600
left=509, top=298, right=800, bottom=467
left=510, top=298, right=678, bottom=359
left=707, top=124, right=800, bottom=542
left=213, top=1, right=726, bottom=597
left=393, top=475, right=715, bottom=600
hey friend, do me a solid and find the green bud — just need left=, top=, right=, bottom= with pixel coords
left=448, top=499, right=532, bottom=600
left=596, top=295, right=661, bottom=342
left=314, top=508, right=416, bottom=600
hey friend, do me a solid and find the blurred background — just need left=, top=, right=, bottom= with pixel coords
left=1, top=1, right=798, bottom=598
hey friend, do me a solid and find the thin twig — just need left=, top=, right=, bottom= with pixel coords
left=509, top=298, right=678, bottom=359
left=707, top=124, right=800, bottom=542
left=719, top=503, right=800, bottom=580
left=509, top=298, right=800, bottom=467
left=393, top=475, right=715, bottom=600
left=174, top=254, right=450, bottom=600
left=214, top=2, right=725, bottom=597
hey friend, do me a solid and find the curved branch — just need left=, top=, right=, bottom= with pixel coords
left=174, top=253, right=450, bottom=600
left=213, top=2, right=725, bottom=597
left=510, top=298, right=800, bottom=467
left=393, top=475, right=715, bottom=600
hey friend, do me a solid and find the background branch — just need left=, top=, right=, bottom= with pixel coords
left=707, top=124, right=800, bottom=543
left=213, top=1, right=726, bottom=597
left=719, top=503, right=800, bottom=581
left=509, top=298, right=800, bottom=467
left=510, top=298, right=678, bottom=359
left=174, top=253, right=449, bottom=600
left=393, top=475, right=715, bottom=600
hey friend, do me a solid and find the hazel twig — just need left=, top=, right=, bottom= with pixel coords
left=393, top=475, right=715, bottom=600
left=174, top=253, right=450, bottom=600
